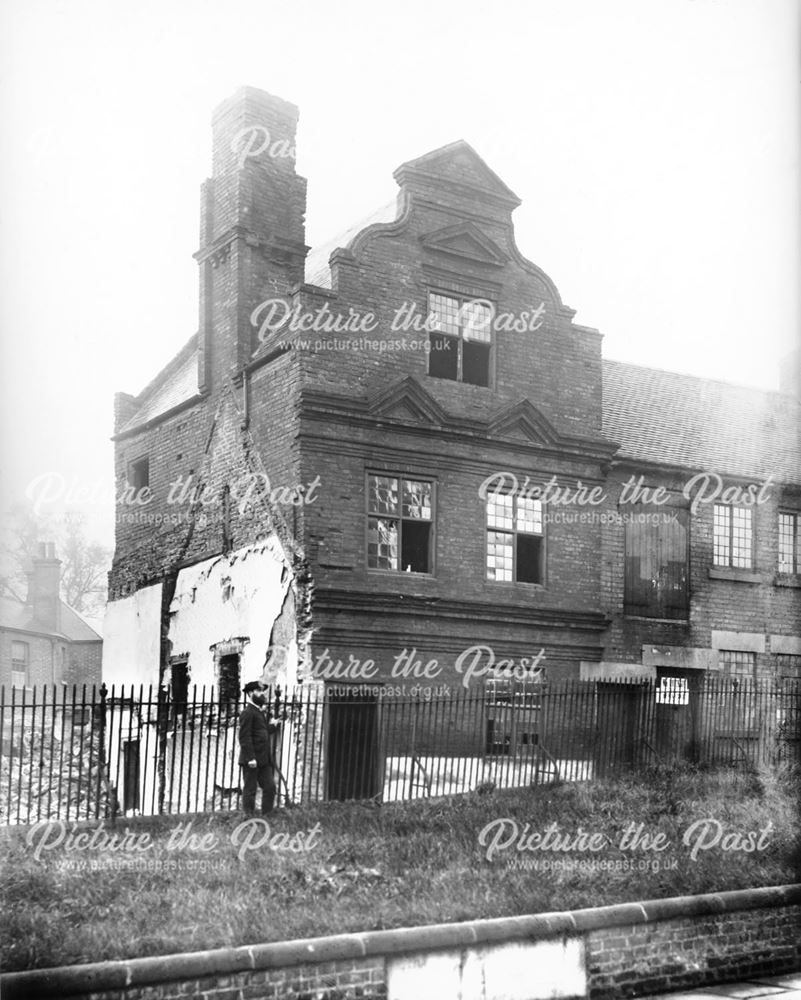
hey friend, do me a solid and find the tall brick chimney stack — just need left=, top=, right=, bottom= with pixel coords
left=195, top=87, right=308, bottom=394
left=26, top=542, right=61, bottom=632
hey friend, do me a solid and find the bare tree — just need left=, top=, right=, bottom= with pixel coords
left=0, top=502, right=54, bottom=599
left=0, top=503, right=110, bottom=615
left=58, top=513, right=110, bottom=615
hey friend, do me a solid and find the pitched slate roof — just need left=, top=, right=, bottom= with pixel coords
left=603, top=359, right=801, bottom=484
left=0, top=595, right=102, bottom=642
left=304, top=200, right=399, bottom=289
left=117, top=334, right=200, bottom=435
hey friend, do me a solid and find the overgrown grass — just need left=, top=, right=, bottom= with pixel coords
left=1, top=764, right=799, bottom=972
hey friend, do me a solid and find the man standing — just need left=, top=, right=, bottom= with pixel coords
left=238, top=681, right=277, bottom=815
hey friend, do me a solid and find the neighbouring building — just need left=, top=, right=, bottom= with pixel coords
left=0, top=543, right=103, bottom=690
left=102, top=87, right=801, bottom=796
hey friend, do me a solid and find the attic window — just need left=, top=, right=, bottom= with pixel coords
left=128, top=456, right=150, bottom=490
left=428, top=293, right=492, bottom=387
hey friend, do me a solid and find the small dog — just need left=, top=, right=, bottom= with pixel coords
left=205, top=782, right=241, bottom=813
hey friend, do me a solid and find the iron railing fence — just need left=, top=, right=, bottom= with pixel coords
left=1, top=676, right=799, bottom=825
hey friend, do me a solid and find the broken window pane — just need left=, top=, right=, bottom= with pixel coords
left=487, top=531, right=513, bottom=581
left=368, top=474, right=434, bottom=573
left=368, top=517, right=398, bottom=570
left=369, top=476, right=399, bottom=516
left=402, top=480, right=432, bottom=520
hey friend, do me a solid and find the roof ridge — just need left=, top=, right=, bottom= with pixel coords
left=603, top=357, right=789, bottom=399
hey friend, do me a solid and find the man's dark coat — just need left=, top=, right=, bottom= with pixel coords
left=238, top=702, right=274, bottom=767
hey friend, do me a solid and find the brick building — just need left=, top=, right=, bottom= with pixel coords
left=0, top=543, right=102, bottom=689
left=102, top=86, right=801, bottom=722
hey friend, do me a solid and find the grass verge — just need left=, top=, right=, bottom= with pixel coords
left=1, top=764, right=799, bottom=972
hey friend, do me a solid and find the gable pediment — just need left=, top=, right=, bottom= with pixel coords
left=420, top=222, right=507, bottom=268
left=488, top=400, right=562, bottom=447
left=393, top=141, right=522, bottom=209
left=368, top=376, right=448, bottom=426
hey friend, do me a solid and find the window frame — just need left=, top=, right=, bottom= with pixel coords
left=426, top=290, right=495, bottom=388
left=778, top=510, right=800, bottom=574
left=712, top=503, right=754, bottom=569
left=217, top=653, right=241, bottom=707
left=718, top=649, right=757, bottom=681
left=128, top=455, right=150, bottom=491
left=365, top=472, right=436, bottom=576
left=623, top=503, right=690, bottom=621
left=11, top=639, right=29, bottom=688
left=485, top=490, right=547, bottom=587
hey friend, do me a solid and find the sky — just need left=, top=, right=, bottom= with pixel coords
left=0, top=0, right=798, bottom=554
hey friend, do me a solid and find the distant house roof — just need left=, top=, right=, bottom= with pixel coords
left=0, top=594, right=102, bottom=643
left=603, top=359, right=801, bottom=483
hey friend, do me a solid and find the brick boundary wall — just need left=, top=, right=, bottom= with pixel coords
left=2, top=885, right=800, bottom=1000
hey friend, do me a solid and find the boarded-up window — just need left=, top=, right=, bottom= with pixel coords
left=624, top=507, right=688, bottom=619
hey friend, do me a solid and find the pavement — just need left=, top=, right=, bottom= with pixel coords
left=649, top=972, right=801, bottom=1000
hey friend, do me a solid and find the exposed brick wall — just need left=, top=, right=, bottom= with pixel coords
left=67, top=641, right=103, bottom=686
left=599, top=466, right=801, bottom=677
left=106, top=86, right=800, bottom=705
left=587, top=903, right=801, bottom=998
left=79, top=957, right=387, bottom=1000
left=0, top=630, right=100, bottom=688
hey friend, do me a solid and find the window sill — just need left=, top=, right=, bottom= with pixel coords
left=773, top=573, right=801, bottom=589
left=424, top=374, right=494, bottom=390
left=708, top=567, right=762, bottom=584
left=623, top=614, right=690, bottom=625
left=366, top=569, right=436, bottom=579
left=486, top=580, right=546, bottom=590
